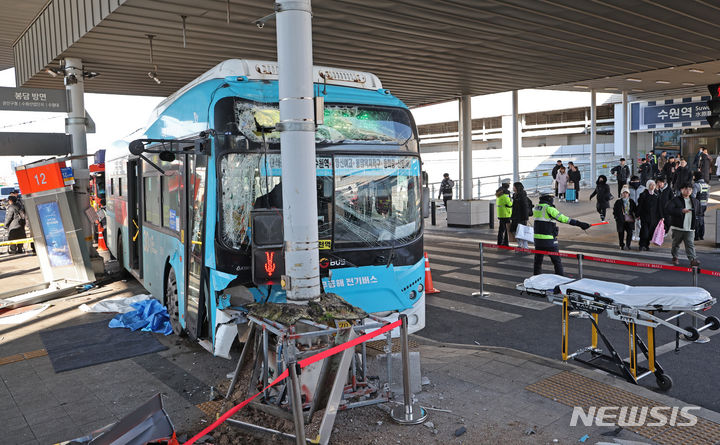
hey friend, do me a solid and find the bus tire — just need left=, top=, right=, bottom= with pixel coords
left=165, top=267, right=186, bottom=337
left=115, top=233, right=129, bottom=279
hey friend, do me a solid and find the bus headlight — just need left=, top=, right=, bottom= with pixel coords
left=417, top=283, right=424, bottom=293
left=409, top=290, right=417, bottom=300
left=409, top=314, right=419, bottom=326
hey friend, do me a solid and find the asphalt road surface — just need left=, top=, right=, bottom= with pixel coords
left=420, top=232, right=720, bottom=412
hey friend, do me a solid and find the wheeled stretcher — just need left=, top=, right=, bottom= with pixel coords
left=517, top=274, right=720, bottom=390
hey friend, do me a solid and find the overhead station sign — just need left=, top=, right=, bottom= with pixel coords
left=0, top=87, right=68, bottom=112
left=631, top=96, right=711, bottom=131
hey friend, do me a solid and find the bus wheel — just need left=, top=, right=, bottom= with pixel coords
left=165, top=267, right=185, bottom=336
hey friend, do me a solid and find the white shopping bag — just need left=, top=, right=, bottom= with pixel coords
left=515, top=224, right=534, bottom=243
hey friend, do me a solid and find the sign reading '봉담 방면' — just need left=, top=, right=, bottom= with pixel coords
left=0, top=87, right=69, bottom=112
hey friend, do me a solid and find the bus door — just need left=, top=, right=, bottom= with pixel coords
left=127, top=158, right=143, bottom=277
left=184, top=154, right=208, bottom=338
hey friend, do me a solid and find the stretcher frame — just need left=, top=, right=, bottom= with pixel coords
left=517, top=281, right=720, bottom=390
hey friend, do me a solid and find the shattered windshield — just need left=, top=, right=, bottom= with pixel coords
left=234, top=101, right=414, bottom=145
left=219, top=152, right=421, bottom=250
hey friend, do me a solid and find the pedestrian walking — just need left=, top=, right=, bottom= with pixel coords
left=627, top=176, right=645, bottom=242
left=692, top=146, right=704, bottom=172
left=556, top=167, right=569, bottom=201
left=638, top=158, right=652, bottom=185
left=613, top=186, right=637, bottom=250
left=552, top=160, right=563, bottom=197
left=532, top=194, right=591, bottom=276
left=510, top=182, right=531, bottom=249
left=637, top=180, right=661, bottom=251
left=568, top=162, right=582, bottom=200
left=657, top=151, right=668, bottom=176
left=700, top=148, right=712, bottom=183
left=662, top=157, right=676, bottom=186
left=610, top=158, right=630, bottom=197
left=673, top=158, right=692, bottom=193
left=692, top=171, right=709, bottom=241
left=665, top=183, right=700, bottom=267
left=439, top=173, right=454, bottom=209
left=4, top=195, right=26, bottom=254
left=495, top=180, right=512, bottom=246
left=656, top=175, right=673, bottom=233
left=589, top=175, right=613, bottom=221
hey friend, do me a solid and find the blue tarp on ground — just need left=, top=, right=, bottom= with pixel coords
left=108, top=299, right=173, bottom=336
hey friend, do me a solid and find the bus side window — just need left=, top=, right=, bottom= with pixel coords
left=144, top=176, right=161, bottom=225
left=110, top=178, right=114, bottom=196
left=119, top=178, right=123, bottom=197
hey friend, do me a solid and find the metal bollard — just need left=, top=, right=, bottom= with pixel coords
left=489, top=203, right=494, bottom=229
left=472, top=243, right=490, bottom=297
left=390, top=315, right=428, bottom=425
left=431, top=201, right=436, bottom=226
left=288, top=362, right=306, bottom=445
left=577, top=253, right=584, bottom=279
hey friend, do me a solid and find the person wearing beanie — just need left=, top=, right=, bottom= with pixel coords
left=589, top=175, right=613, bottom=222
left=613, top=186, right=637, bottom=250
left=495, top=181, right=513, bottom=246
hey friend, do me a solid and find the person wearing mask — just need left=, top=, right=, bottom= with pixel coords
left=638, top=158, right=652, bottom=185
left=691, top=171, right=709, bottom=241
left=665, top=183, right=700, bottom=267
left=627, top=175, right=645, bottom=242
left=495, top=180, right=512, bottom=246
left=613, top=186, right=638, bottom=250
left=700, top=148, right=712, bottom=183
left=568, top=162, right=582, bottom=200
left=662, top=156, right=676, bottom=186
left=656, top=175, right=673, bottom=234
left=610, top=158, right=630, bottom=197
left=556, top=166, right=569, bottom=201
left=532, top=194, right=591, bottom=276
left=510, top=182, right=531, bottom=250
left=673, top=158, right=692, bottom=193
left=551, top=160, right=564, bottom=197
left=439, top=173, right=454, bottom=209
left=589, top=175, right=613, bottom=222
left=637, top=179, right=661, bottom=251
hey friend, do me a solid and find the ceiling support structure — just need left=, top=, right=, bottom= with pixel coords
left=460, top=95, right=472, bottom=199
left=64, top=57, right=96, bottom=258
left=276, top=0, right=320, bottom=302
left=511, top=90, right=520, bottom=184
left=622, top=91, right=629, bottom=159
left=590, top=88, right=597, bottom=184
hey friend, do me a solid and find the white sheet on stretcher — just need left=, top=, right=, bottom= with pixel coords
left=523, top=274, right=712, bottom=308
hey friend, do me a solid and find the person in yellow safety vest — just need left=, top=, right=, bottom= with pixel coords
left=533, top=194, right=590, bottom=276
left=496, top=181, right=513, bottom=246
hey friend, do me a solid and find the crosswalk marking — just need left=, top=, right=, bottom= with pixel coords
left=481, top=260, right=641, bottom=281
left=426, top=262, right=460, bottom=272
left=497, top=258, right=655, bottom=275
left=431, top=280, right=553, bottom=310
left=426, top=295, right=521, bottom=322
left=425, top=252, right=479, bottom=265
left=565, top=244, right=672, bottom=260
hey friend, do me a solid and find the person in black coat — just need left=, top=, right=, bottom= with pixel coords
left=568, top=162, right=581, bottom=200
left=655, top=175, right=674, bottom=233
left=638, top=158, right=652, bottom=185
left=613, top=186, right=638, bottom=250
left=610, top=158, right=631, bottom=197
left=637, top=180, right=662, bottom=251
left=552, top=160, right=563, bottom=197
left=589, top=175, right=612, bottom=221
left=665, top=183, right=700, bottom=266
left=4, top=195, right=26, bottom=254
left=510, top=182, right=530, bottom=248
left=673, top=158, right=693, bottom=192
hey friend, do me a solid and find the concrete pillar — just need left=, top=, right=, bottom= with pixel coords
left=511, top=90, right=519, bottom=183
left=275, top=0, right=320, bottom=302
left=460, top=95, right=472, bottom=199
left=590, top=89, right=597, bottom=184
left=457, top=99, right=463, bottom=198
left=622, top=91, right=628, bottom=158
left=64, top=57, right=95, bottom=258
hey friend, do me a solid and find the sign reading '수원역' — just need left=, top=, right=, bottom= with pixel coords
left=0, top=87, right=69, bottom=112
left=641, top=101, right=710, bottom=127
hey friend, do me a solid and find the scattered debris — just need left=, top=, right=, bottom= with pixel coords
left=376, top=420, right=383, bottom=426
left=78, top=294, right=151, bottom=313
left=421, top=376, right=431, bottom=385
left=525, top=428, right=536, bottom=435
left=578, top=434, right=590, bottom=442
left=0, top=304, right=49, bottom=324
left=454, top=426, right=466, bottom=437
left=423, top=421, right=434, bottom=429
left=423, top=406, right=452, bottom=413
left=601, top=427, right=623, bottom=437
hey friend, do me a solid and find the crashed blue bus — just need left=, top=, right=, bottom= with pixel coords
left=105, top=60, right=425, bottom=356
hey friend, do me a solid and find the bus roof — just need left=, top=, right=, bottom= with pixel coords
left=150, top=59, right=383, bottom=123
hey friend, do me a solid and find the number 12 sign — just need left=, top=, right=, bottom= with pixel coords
left=16, top=161, right=67, bottom=194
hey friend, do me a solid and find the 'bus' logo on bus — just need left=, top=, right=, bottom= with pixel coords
left=264, top=251, right=277, bottom=276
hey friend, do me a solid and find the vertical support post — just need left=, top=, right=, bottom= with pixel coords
left=628, top=322, right=637, bottom=379
left=675, top=315, right=680, bottom=352
left=591, top=313, right=598, bottom=349
left=562, top=296, right=569, bottom=361
left=288, top=362, right=306, bottom=445
left=692, top=266, right=699, bottom=329
left=511, top=90, right=520, bottom=184
left=489, top=203, right=494, bottom=229
left=262, top=327, right=269, bottom=400
left=622, top=91, right=629, bottom=159
left=390, top=315, right=428, bottom=425
left=431, top=201, right=436, bottom=226
left=590, top=89, right=597, bottom=184
left=472, top=243, right=489, bottom=297
left=276, top=0, right=320, bottom=302
left=64, top=57, right=96, bottom=258
left=226, top=324, right=255, bottom=399
left=461, top=95, right=472, bottom=200
left=647, top=315, right=656, bottom=373
left=385, top=330, right=392, bottom=386
left=577, top=253, right=584, bottom=279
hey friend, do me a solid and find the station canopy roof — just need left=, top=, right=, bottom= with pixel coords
left=4, top=0, right=720, bottom=107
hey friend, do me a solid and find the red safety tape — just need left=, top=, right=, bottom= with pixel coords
left=700, top=269, right=720, bottom=277
left=182, top=319, right=403, bottom=445
left=483, top=243, right=577, bottom=259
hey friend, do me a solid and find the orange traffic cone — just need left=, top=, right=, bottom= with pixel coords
left=424, top=252, right=440, bottom=294
left=97, top=223, right=108, bottom=251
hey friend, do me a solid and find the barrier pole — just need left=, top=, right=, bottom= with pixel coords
left=431, top=201, right=436, bottom=226
left=288, top=362, right=306, bottom=445
left=591, top=313, right=598, bottom=349
left=628, top=322, right=637, bottom=378
left=647, top=319, right=656, bottom=373
left=489, top=203, right=494, bottom=229
left=562, top=296, right=569, bottom=361
left=577, top=253, right=584, bottom=279
left=390, top=314, right=428, bottom=425
left=693, top=267, right=698, bottom=330
left=385, top=330, right=392, bottom=385
left=472, top=243, right=490, bottom=297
